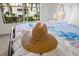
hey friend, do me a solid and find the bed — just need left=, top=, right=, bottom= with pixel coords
left=8, top=21, right=79, bottom=56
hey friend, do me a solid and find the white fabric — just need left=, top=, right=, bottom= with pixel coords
left=68, top=6, right=79, bottom=26
left=12, top=30, right=79, bottom=56
left=63, top=4, right=73, bottom=22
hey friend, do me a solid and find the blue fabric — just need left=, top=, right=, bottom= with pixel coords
left=56, top=31, right=79, bottom=40
left=46, top=21, right=79, bottom=40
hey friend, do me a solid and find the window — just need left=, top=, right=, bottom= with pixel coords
left=18, top=15, right=23, bottom=18
left=0, top=3, right=40, bottom=24
left=17, top=9, right=22, bottom=11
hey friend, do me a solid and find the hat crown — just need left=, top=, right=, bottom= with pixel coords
left=32, top=22, right=48, bottom=40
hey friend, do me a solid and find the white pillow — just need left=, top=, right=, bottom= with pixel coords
left=68, top=6, right=79, bottom=26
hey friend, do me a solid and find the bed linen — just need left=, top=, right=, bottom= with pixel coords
left=12, top=21, right=79, bottom=56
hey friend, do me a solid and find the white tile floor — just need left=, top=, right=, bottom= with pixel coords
left=0, top=34, right=10, bottom=56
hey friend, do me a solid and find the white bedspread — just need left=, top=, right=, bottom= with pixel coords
left=12, top=21, right=79, bottom=56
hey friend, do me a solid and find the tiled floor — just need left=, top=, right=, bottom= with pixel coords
left=0, top=34, right=10, bottom=56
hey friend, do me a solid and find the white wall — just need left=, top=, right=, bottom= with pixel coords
left=40, top=3, right=58, bottom=21
left=0, top=23, right=17, bottom=35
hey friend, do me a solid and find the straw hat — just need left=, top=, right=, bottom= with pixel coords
left=22, top=22, right=57, bottom=54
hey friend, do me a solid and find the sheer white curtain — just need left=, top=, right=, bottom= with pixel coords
left=40, top=3, right=58, bottom=22
left=68, top=4, right=79, bottom=26
left=63, top=4, right=73, bottom=22
left=53, top=4, right=65, bottom=22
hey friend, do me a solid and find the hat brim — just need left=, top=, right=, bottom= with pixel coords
left=22, top=31, right=58, bottom=54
